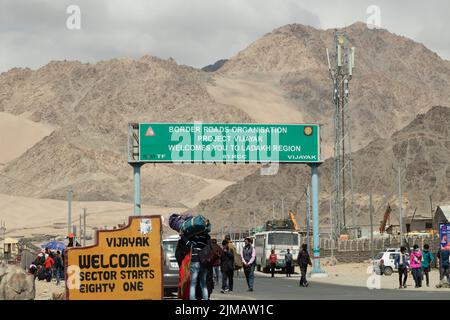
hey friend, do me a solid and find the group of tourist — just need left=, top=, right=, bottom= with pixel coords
left=394, top=243, right=450, bottom=289
left=29, top=248, right=64, bottom=285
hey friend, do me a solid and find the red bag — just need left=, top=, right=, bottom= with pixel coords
left=178, top=251, right=191, bottom=300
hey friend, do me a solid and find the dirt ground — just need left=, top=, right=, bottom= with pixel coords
left=35, top=278, right=65, bottom=300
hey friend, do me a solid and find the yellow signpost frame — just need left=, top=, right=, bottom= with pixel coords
left=66, top=215, right=163, bottom=300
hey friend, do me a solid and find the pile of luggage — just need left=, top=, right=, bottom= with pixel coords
left=265, top=219, right=294, bottom=231
left=169, top=213, right=211, bottom=238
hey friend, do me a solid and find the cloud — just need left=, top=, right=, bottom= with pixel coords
left=0, top=0, right=448, bottom=72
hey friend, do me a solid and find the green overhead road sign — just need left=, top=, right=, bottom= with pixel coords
left=128, top=123, right=322, bottom=164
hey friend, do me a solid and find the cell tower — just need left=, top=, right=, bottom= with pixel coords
left=326, top=31, right=356, bottom=240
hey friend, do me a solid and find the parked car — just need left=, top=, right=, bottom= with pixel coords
left=372, top=249, right=409, bottom=276
left=163, top=235, right=179, bottom=296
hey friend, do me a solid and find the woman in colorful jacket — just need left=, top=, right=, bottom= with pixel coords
left=410, top=244, right=423, bottom=288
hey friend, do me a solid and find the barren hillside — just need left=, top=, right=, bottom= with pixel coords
left=209, top=22, right=450, bottom=157
left=0, top=22, right=449, bottom=213
left=196, top=106, right=450, bottom=231
left=0, top=56, right=254, bottom=205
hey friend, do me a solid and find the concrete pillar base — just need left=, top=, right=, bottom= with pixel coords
left=310, top=270, right=328, bottom=278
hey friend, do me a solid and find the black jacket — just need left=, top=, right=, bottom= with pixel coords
left=221, top=248, right=234, bottom=273
left=175, top=236, right=190, bottom=267
left=297, top=250, right=312, bottom=268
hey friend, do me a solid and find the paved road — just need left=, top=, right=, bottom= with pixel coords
left=208, top=271, right=450, bottom=300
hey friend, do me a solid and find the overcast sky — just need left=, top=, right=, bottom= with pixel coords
left=0, top=0, right=449, bottom=72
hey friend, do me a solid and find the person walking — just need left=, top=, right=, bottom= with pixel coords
left=297, top=244, right=312, bottom=287
left=224, top=235, right=241, bottom=274
left=269, top=249, right=277, bottom=278
left=394, top=246, right=409, bottom=289
left=53, top=251, right=64, bottom=285
left=410, top=244, right=423, bottom=288
left=211, top=239, right=222, bottom=286
left=285, top=249, right=293, bottom=277
left=220, top=239, right=234, bottom=293
left=421, top=244, right=434, bottom=287
left=437, top=247, right=450, bottom=283
left=241, top=237, right=256, bottom=292
left=188, top=232, right=210, bottom=300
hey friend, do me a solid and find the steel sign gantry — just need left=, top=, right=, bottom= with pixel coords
left=127, top=122, right=326, bottom=274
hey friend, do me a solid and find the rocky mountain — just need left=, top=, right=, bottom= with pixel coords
left=211, top=22, right=450, bottom=157
left=202, top=59, right=228, bottom=72
left=0, top=22, right=449, bottom=212
left=0, top=56, right=254, bottom=205
left=196, top=106, right=450, bottom=231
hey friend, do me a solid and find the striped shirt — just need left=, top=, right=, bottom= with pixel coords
left=188, top=233, right=210, bottom=263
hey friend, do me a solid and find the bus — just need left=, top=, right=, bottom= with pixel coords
left=254, top=230, right=300, bottom=273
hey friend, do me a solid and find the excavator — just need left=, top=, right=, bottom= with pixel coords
left=289, top=210, right=300, bottom=231
left=265, top=210, right=300, bottom=231
left=379, top=204, right=391, bottom=233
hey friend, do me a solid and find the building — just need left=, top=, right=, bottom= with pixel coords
left=434, top=205, right=450, bottom=226
left=0, top=237, right=19, bottom=262
left=403, top=215, right=434, bottom=233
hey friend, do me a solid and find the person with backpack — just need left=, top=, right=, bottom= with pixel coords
left=394, top=246, right=409, bottom=289
left=421, top=244, right=434, bottom=287
left=224, top=235, right=242, bottom=273
left=170, top=213, right=212, bottom=300
left=220, top=239, right=234, bottom=293
left=410, top=244, right=423, bottom=288
left=437, top=247, right=450, bottom=283
left=241, top=237, right=256, bottom=292
left=211, top=239, right=222, bottom=286
left=269, top=249, right=277, bottom=278
left=187, top=232, right=211, bottom=300
left=285, top=249, right=293, bottom=277
left=297, top=244, right=312, bottom=287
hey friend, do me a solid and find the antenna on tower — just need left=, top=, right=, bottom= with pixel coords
left=326, top=30, right=356, bottom=240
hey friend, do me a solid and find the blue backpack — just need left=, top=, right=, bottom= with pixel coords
left=180, top=215, right=211, bottom=238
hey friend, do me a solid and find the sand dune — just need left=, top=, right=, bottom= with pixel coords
left=207, top=75, right=305, bottom=124
left=0, top=112, right=53, bottom=165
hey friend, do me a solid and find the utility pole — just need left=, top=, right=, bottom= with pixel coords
left=329, top=196, right=334, bottom=261
left=272, top=201, right=275, bottom=221
left=83, top=208, right=87, bottom=246
left=1, top=221, right=6, bottom=264
left=429, top=195, right=434, bottom=232
left=73, top=225, right=77, bottom=244
left=67, top=188, right=73, bottom=235
left=397, top=162, right=403, bottom=246
left=370, top=193, right=374, bottom=260
left=281, top=197, right=284, bottom=220
left=79, top=213, right=82, bottom=243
